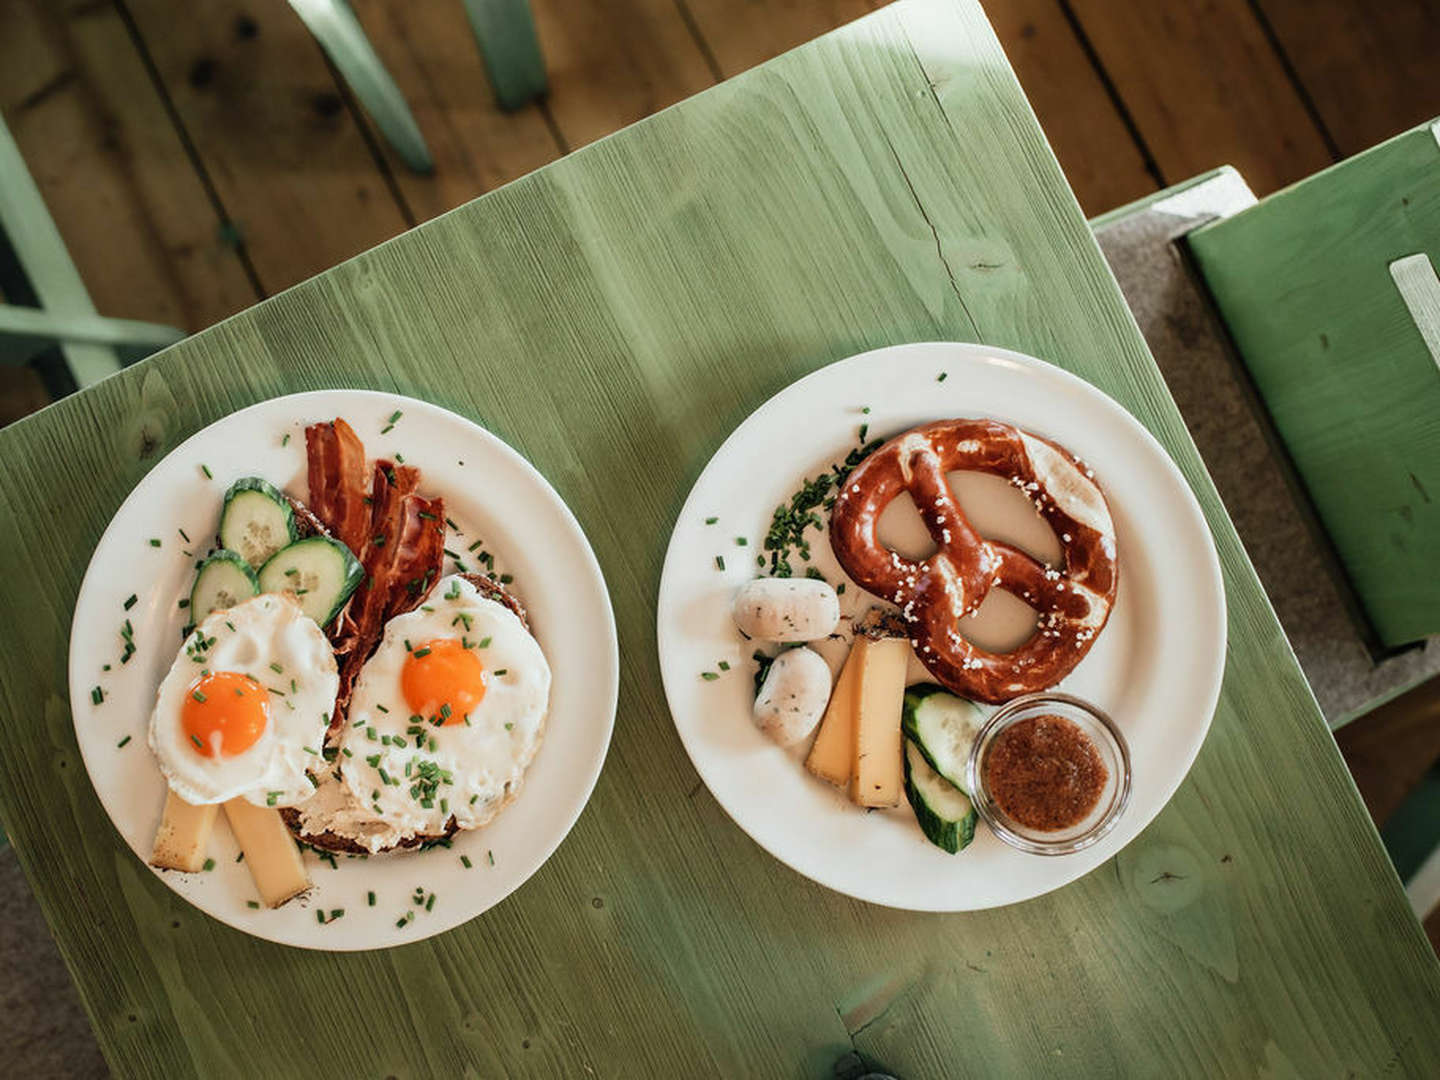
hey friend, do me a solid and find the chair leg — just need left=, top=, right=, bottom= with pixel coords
left=0, top=305, right=184, bottom=355
left=462, top=0, right=548, bottom=111
left=288, top=0, right=434, bottom=173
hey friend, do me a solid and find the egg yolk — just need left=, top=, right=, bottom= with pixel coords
left=402, top=638, right=486, bottom=725
left=181, top=671, right=269, bottom=757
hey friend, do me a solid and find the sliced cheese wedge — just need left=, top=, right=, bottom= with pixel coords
left=851, top=636, right=909, bottom=807
left=223, top=798, right=311, bottom=909
left=150, top=790, right=219, bottom=872
left=806, top=640, right=865, bottom=787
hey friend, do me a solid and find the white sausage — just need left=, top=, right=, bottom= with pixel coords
left=753, top=647, right=832, bottom=747
left=731, top=577, right=840, bottom=642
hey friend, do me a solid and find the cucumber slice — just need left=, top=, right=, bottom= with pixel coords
left=257, top=536, right=364, bottom=628
left=189, top=549, right=260, bottom=620
left=904, top=738, right=977, bottom=854
left=902, top=683, right=987, bottom=795
left=220, top=477, right=297, bottom=569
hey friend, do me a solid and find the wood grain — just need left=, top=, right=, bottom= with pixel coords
left=347, top=0, right=564, bottom=223
left=0, top=0, right=258, bottom=331
left=0, top=2, right=1436, bottom=1076
left=982, top=0, right=1156, bottom=215
left=530, top=0, right=716, bottom=149
left=1256, top=0, right=1440, bottom=156
left=119, top=0, right=409, bottom=294
left=679, top=0, right=875, bottom=76
left=1067, top=0, right=1334, bottom=195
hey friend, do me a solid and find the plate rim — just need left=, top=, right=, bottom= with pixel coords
left=67, top=388, right=619, bottom=950
left=655, top=341, right=1227, bottom=911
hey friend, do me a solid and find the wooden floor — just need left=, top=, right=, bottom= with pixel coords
left=3, top=0, right=1439, bottom=939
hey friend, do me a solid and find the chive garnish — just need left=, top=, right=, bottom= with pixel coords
left=718, top=660, right=731, bottom=671
left=123, top=594, right=137, bottom=610
left=735, top=537, right=747, bottom=547
left=178, top=527, right=191, bottom=544
left=425, top=894, right=435, bottom=912
left=247, top=900, right=260, bottom=909
left=388, top=409, right=402, bottom=423
left=116, top=735, right=131, bottom=748
left=149, top=538, right=161, bottom=547
left=284, top=567, right=298, bottom=577
left=91, top=686, right=104, bottom=705
left=479, top=636, right=492, bottom=648
left=862, top=406, right=871, bottom=414
left=487, top=851, right=494, bottom=866
left=715, top=555, right=725, bottom=570
left=499, top=573, right=513, bottom=585
left=191, top=690, right=207, bottom=703
left=368, top=891, right=376, bottom=906
left=266, top=791, right=280, bottom=806
left=203, top=858, right=215, bottom=872
left=236, top=852, right=244, bottom=862
left=493, top=669, right=507, bottom=676
left=859, top=423, right=869, bottom=442
left=937, top=372, right=948, bottom=382
left=178, top=598, right=189, bottom=609
left=269, top=662, right=283, bottom=674
left=201, top=464, right=212, bottom=478
left=394, top=452, right=405, bottom=464
left=281, top=433, right=290, bottom=446
left=701, top=671, right=719, bottom=681
left=461, top=855, right=472, bottom=868
left=413, top=647, right=431, bottom=659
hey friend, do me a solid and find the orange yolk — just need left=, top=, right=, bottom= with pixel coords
left=402, top=638, right=486, bottom=725
left=181, top=671, right=269, bottom=757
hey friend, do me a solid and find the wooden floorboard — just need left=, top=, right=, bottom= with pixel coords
left=982, top=0, right=1157, bottom=215
left=348, top=0, right=565, bottom=223
left=679, top=0, right=876, bottom=77
left=530, top=0, right=716, bottom=151
left=1066, top=0, right=1336, bottom=195
left=0, top=0, right=258, bottom=333
left=118, top=0, right=410, bottom=295
left=1255, top=0, right=1440, bottom=157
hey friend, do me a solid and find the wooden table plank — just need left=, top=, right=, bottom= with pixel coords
left=0, top=2, right=1436, bottom=1076
left=1256, top=0, right=1440, bottom=157
left=0, top=0, right=259, bottom=332
left=120, top=0, right=410, bottom=294
left=347, top=0, right=565, bottom=223
left=1067, top=0, right=1335, bottom=195
left=530, top=0, right=716, bottom=149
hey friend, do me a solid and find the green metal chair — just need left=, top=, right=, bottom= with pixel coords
left=289, top=0, right=548, bottom=174
left=0, top=119, right=184, bottom=399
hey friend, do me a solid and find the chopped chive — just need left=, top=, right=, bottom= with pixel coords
left=116, top=735, right=131, bottom=748
left=247, top=900, right=260, bottom=909
left=467, top=539, right=483, bottom=552
left=330, top=908, right=344, bottom=920
left=201, top=464, right=213, bottom=478
left=705, top=516, right=718, bottom=524
left=439, top=703, right=451, bottom=718
left=388, top=409, right=402, bottom=423
left=266, top=791, right=280, bottom=806
left=419, top=511, right=437, bottom=522
left=269, top=661, right=284, bottom=674
left=479, top=636, right=492, bottom=648
left=316, top=910, right=326, bottom=924
left=378, top=767, right=392, bottom=786
left=701, top=671, right=719, bottom=681
left=937, top=372, right=948, bottom=382
left=469, top=794, right=478, bottom=805
left=859, top=424, right=869, bottom=442
left=303, top=746, right=319, bottom=755
left=715, top=555, right=725, bottom=571
left=499, top=573, right=513, bottom=585
left=177, top=598, right=189, bottom=609
left=394, top=452, right=405, bottom=464
left=225, top=621, right=235, bottom=631
left=487, top=850, right=494, bottom=866
left=376, top=704, right=390, bottom=713
left=284, top=567, right=299, bottom=577
left=91, top=686, right=104, bottom=705
left=380, top=424, right=394, bottom=435
left=837, top=583, right=846, bottom=595
left=281, top=433, right=290, bottom=447
left=189, top=735, right=205, bottom=751
left=342, top=748, right=353, bottom=758
left=123, top=594, right=138, bottom=610
left=413, top=647, right=431, bottom=659
left=425, top=893, right=435, bottom=912
left=178, top=527, right=191, bottom=543
left=862, top=406, right=871, bottom=414
left=203, top=858, right=215, bottom=872
left=149, top=538, right=161, bottom=548
left=735, top=537, right=747, bottom=547
left=461, top=854, right=472, bottom=868
left=504, top=721, right=513, bottom=731
left=236, top=852, right=244, bottom=862
left=718, top=660, right=731, bottom=671
left=493, top=669, right=507, bottom=676
left=367, top=891, right=376, bottom=906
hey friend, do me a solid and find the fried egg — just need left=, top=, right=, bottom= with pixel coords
left=334, top=575, right=550, bottom=843
left=149, top=593, right=337, bottom=806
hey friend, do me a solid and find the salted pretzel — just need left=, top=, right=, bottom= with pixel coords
left=829, top=419, right=1118, bottom=703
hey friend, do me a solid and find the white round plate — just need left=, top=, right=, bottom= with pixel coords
left=656, top=343, right=1226, bottom=910
left=69, top=390, right=617, bottom=949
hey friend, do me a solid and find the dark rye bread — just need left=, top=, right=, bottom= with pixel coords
left=284, top=574, right=531, bottom=856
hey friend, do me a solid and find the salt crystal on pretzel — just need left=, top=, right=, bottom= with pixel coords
left=829, top=419, right=1118, bottom=704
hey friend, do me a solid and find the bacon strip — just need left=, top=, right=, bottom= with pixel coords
left=328, top=460, right=445, bottom=733
left=304, top=419, right=370, bottom=556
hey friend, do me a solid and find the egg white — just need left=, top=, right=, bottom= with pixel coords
left=331, top=575, right=550, bottom=843
left=149, top=593, right=337, bottom=806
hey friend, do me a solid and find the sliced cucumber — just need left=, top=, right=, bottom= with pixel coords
left=189, top=549, right=260, bottom=620
left=904, top=739, right=976, bottom=854
left=220, top=477, right=297, bottom=569
left=902, top=683, right=987, bottom=795
left=257, top=536, right=364, bottom=628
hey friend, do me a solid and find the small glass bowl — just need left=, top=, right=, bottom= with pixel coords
left=967, top=692, right=1132, bottom=855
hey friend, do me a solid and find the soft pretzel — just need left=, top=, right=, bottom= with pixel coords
left=829, top=419, right=1118, bottom=703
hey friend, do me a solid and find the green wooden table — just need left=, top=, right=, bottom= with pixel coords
left=1, top=1, right=1436, bottom=1075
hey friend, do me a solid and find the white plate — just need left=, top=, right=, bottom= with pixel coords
left=69, top=391, right=617, bottom=949
left=656, top=343, right=1226, bottom=910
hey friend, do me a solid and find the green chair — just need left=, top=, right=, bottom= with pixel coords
left=0, top=119, right=183, bottom=399
left=289, top=0, right=548, bottom=174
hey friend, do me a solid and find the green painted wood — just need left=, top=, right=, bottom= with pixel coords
left=1188, top=119, right=1440, bottom=650
left=462, top=0, right=548, bottom=111
left=0, top=1, right=1435, bottom=1075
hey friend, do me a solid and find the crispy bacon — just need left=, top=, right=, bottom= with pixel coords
left=327, top=460, right=445, bottom=733
left=304, top=419, right=370, bottom=555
